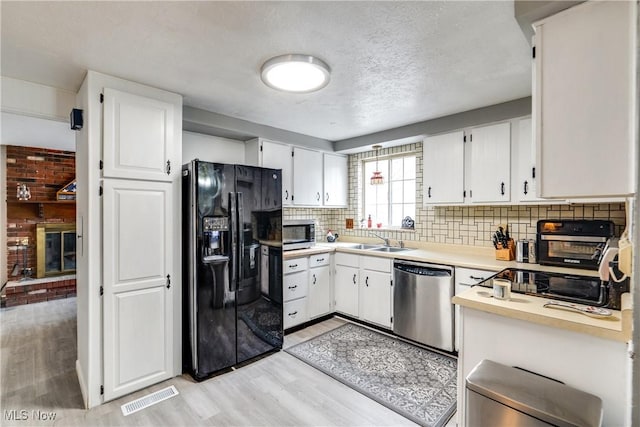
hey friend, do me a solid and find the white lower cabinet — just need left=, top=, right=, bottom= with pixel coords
left=334, top=253, right=360, bottom=317
left=454, top=267, right=497, bottom=352
left=283, top=298, right=308, bottom=330
left=284, top=253, right=333, bottom=329
left=334, top=253, right=392, bottom=329
left=307, top=253, right=332, bottom=319
left=359, top=269, right=392, bottom=328
left=283, top=256, right=309, bottom=329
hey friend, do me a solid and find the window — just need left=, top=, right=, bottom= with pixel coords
left=363, top=154, right=416, bottom=227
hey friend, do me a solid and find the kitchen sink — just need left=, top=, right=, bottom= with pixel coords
left=369, top=246, right=411, bottom=253
left=345, top=243, right=383, bottom=250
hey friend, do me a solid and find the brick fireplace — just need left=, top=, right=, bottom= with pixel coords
left=3, top=145, right=76, bottom=307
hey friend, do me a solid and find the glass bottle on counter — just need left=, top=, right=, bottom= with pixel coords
left=367, top=215, right=372, bottom=228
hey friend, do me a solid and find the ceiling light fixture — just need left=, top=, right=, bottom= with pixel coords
left=261, top=54, right=331, bottom=93
left=370, top=145, right=384, bottom=185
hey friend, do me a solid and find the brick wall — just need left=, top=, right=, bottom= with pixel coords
left=5, top=145, right=76, bottom=279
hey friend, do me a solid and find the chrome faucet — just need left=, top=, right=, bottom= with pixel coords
left=371, top=232, right=390, bottom=246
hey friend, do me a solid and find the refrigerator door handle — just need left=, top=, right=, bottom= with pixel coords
left=229, top=192, right=238, bottom=291
left=237, top=192, right=244, bottom=285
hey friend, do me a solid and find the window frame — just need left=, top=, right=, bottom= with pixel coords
left=362, top=152, right=417, bottom=228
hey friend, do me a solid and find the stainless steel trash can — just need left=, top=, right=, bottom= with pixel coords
left=465, top=359, right=603, bottom=427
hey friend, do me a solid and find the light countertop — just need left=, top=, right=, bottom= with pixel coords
left=453, top=286, right=632, bottom=342
left=282, top=239, right=631, bottom=342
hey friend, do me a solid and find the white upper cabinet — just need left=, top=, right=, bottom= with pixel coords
left=533, top=1, right=636, bottom=198
left=423, top=131, right=465, bottom=205
left=468, top=122, right=511, bottom=203
left=515, top=118, right=539, bottom=202
left=103, top=88, right=176, bottom=182
left=292, top=147, right=323, bottom=206
left=323, top=153, right=348, bottom=207
left=259, top=139, right=293, bottom=205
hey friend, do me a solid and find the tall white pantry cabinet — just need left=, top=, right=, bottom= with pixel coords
left=75, top=71, right=182, bottom=408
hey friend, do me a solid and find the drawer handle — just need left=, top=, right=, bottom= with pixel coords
left=317, top=258, right=324, bottom=262
left=288, top=311, right=298, bottom=317
left=288, top=285, right=297, bottom=290
left=352, top=274, right=356, bottom=284
left=289, top=264, right=298, bottom=269
left=365, top=276, right=369, bottom=287
left=469, top=275, right=486, bottom=281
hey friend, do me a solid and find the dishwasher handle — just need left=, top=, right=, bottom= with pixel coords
left=394, top=261, right=452, bottom=277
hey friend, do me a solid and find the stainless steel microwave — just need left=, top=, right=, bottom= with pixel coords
left=283, top=219, right=316, bottom=251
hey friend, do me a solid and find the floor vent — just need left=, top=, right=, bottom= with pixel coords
left=121, top=385, right=179, bottom=416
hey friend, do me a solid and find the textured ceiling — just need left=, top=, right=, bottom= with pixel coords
left=1, top=1, right=532, bottom=141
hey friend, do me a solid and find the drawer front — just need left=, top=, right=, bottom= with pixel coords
left=284, top=257, right=309, bottom=274
left=284, top=298, right=308, bottom=329
left=360, top=256, right=391, bottom=273
left=336, top=252, right=359, bottom=267
left=455, top=267, right=496, bottom=287
left=309, top=253, right=330, bottom=267
left=283, top=271, right=308, bottom=301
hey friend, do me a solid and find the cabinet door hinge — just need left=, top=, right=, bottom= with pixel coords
left=291, top=150, right=294, bottom=157
left=463, top=134, right=466, bottom=143
left=470, top=134, right=473, bottom=142
left=100, top=286, right=103, bottom=296
left=99, top=93, right=104, bottom=104
left=99, top=186, right=103, bottom=196
left=390, top=316, right=393, bottom=323
left=260, top=145, right=263, bottom=152
left=99, top=160, right=103, bottom=170
left=390, top=279, right=393, bottom=287
left=470, top=190, right=473, bottom=198
left=532, top=46, right=536, bottom=59
left=100, top=385, right=104, bottom=395
left=463, top=190, right=466, bottom=198
left=532, top=167, right=536, bottom=179
left=291, top=195, right=294, bottom=201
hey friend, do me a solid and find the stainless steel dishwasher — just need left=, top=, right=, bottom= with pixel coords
left=393, top=260, right=454, bottom=351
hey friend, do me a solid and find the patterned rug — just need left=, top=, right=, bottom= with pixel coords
left=286, top=323, right=457, bottom=427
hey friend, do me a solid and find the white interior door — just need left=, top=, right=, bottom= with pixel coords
left=103, top=179, right=173, bottom=401
left=103, top=88, right=175, bottom=182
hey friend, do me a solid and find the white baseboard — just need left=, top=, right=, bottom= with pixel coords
left=76, top=359, right=88, bottom=409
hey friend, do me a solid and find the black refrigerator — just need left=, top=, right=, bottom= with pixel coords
left=182, top=160, right=283, bottom=380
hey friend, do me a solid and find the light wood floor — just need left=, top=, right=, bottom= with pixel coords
left=0, top=298, right=456, bottom=426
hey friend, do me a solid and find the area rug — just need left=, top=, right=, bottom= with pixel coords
left=286, top=323, right=457, bottom=427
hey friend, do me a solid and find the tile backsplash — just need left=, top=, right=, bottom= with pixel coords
left=284, top=142, right=627, bottom=247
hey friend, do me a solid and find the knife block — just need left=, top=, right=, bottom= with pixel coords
left=495, top=239, right=516, bottom=261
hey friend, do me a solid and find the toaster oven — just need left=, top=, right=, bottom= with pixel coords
left=536, top=220, right=615, bottom=270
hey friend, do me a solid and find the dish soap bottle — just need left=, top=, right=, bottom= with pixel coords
left=367, top=215, right=372, bottom=228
